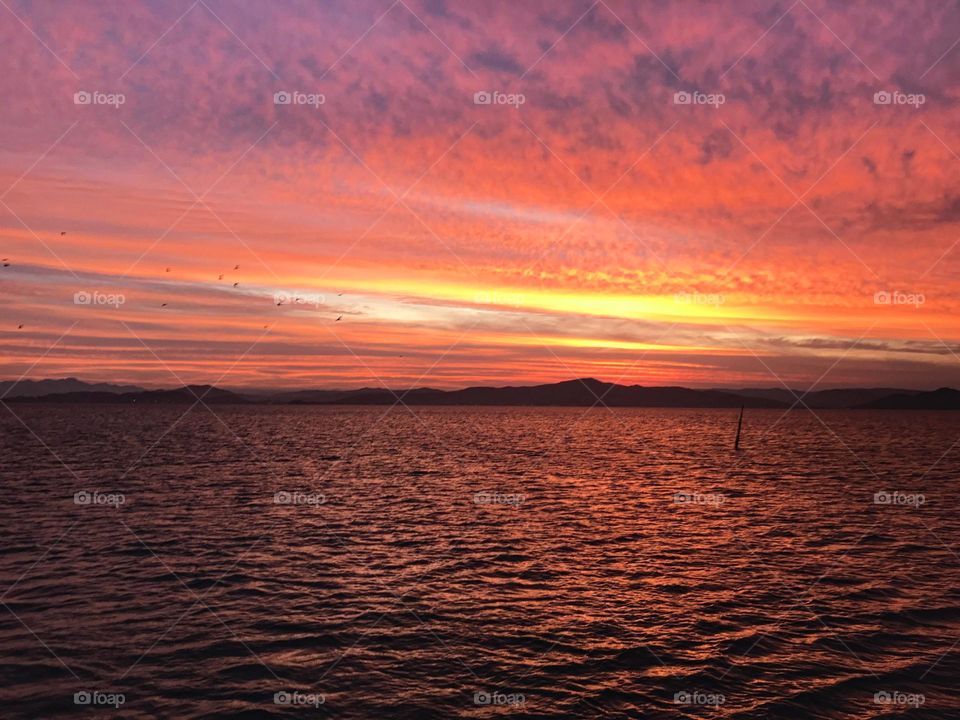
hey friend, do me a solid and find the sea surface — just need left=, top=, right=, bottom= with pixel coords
left=0, top=405, right=958, bottom=719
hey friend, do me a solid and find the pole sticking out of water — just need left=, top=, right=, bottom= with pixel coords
left=735, top=405, right=744, bottom=451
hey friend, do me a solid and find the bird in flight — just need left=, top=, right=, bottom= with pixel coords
left=335, top=315, right=342, bottom=322
left=218, top=274, right=223, bottom=280
left=160, top=303, right=167, bottom=307
left=60, top=231, right=66, bottom=236
left=17, top=324, right=24, bottom=329
left=234, top=264, right=239, bottom=270
left=233, top=282, right=239, bottom=288
left=165, top=267, right=170, bottom=272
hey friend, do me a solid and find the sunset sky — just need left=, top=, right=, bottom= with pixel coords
left=2, top=0, right=960, bottom=389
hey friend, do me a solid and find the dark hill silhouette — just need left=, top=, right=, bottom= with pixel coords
left=11, top=385, right=249, bottom=404
left=266, top=388, right=383, bottom=404
left=858, top=388, right=960, bottom=410
left=326, top=378, right=787, bottom=408
left=0, top=377, right=144, bottom=398
left=5, top=378, right=955, bottom=408
left=732, top=387, right=921, bottom=409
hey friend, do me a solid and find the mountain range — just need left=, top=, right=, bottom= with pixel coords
left=2, top=377, right=958, bottom=409
left=0, top=377, right=143, bottom=398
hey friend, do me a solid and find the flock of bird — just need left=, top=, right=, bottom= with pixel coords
left=4, top=241, right=347, bottom=329
left=2, top=257, right=22, bottom=328
left=159, top=263, right=347, bottom=323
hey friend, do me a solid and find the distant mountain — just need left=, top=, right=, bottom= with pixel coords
left=0, top=377, right=144, bottom=398
left=10, top=384, right=249, bottom=404
left=265, top=388, right=383, bottom=404
left=324, top=378, right=787, bottom=408
left=6, top=378, right=952, bottom=409
left=858, top=388, right=960, bottom=410
left=732, top=387, right=921, bottom=409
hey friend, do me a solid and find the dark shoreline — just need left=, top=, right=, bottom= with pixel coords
left=3, top=378, right=958, bottom=409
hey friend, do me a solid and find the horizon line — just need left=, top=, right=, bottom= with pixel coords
left=0, top=376, right=945, bottom=394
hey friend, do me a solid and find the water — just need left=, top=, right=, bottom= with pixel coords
left=0, top=405, right=958, bottom=718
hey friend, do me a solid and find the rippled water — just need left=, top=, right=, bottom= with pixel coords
left=0, top=405, right=958, bottom=718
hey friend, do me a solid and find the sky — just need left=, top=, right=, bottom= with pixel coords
left=1, top=0, right=960, bottom=390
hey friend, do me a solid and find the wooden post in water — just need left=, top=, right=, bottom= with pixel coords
left=735, top=405, right=744, bottom=451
